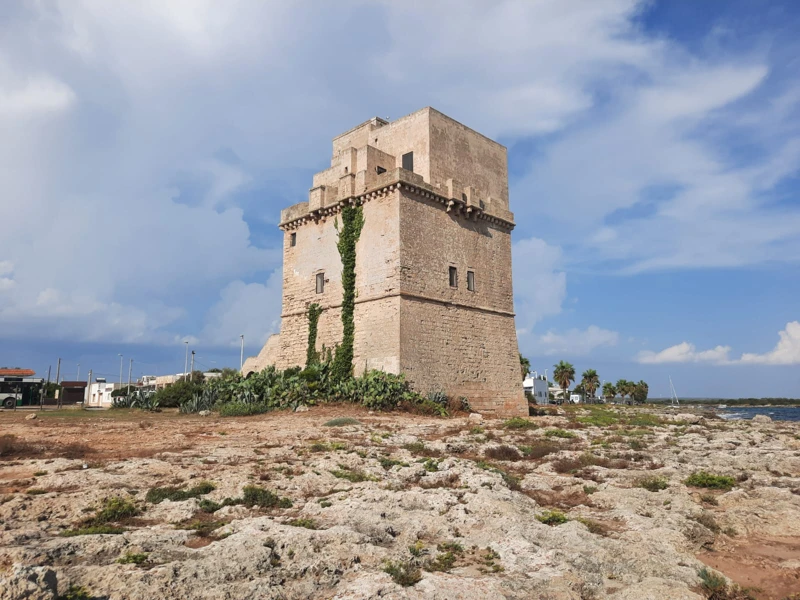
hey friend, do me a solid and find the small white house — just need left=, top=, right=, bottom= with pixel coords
left=523, top=374, right=550, bottom=405
left=85, top=378, right=115, bottom=407
left=569, top=393, right=584, bottom=404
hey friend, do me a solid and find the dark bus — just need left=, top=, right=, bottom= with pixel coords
left=0, top=376, right=45, bottom=409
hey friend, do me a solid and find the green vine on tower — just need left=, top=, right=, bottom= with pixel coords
left=331, top=204, right=364, bottom=381
left=305, top=303, right=322, bottom=367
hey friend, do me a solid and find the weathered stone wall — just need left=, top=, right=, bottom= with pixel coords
left=275, top=190, right=401, bottom=371
left=397, top=186, right=525, bottom=415
left=399, top=297, right=526, bottom=416
left=429, top=108, right=509, bottom=208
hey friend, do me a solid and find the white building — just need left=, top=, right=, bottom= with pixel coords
left=85, top=378, right=116, bottom=407
left=523, top=373, right=550, bottom=405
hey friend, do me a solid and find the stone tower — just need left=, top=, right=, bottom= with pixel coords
left=244, top=107, right=526, bottom=416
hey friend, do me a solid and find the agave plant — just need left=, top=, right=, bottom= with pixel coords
left=111, top=394, right=135, bottom=409
left=132, top=390, right=160, bottom=412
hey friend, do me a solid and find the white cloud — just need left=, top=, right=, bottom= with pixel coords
left=637, top=322, right=800, bottom=366
left=201, top=269, right=283, bottom=348
left=0, top=74, right=75, bottom=116
left=0, top=0, right=797, bottom=353
left=512, top=237, right=566, bottom=336
left=740, top=321, right=800, bottom=365
left=534, top=325, right=620, bottom=356
left=637, top=342, right=732, bottom=365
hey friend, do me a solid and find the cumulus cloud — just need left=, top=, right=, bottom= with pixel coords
left=201, top=269, right=283, bottom=349
left=1, top=0, right=798, bottom=354
left=512, top=237, right=566, bottom=335
left=740, top=321, right=800, bottom=365
left=535, top=326, right=620, bottom=356
left=637, top=322, right=800, bottom=366
left=637, top=343, right=732, bottom=365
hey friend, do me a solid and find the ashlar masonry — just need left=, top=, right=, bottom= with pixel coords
left=243, top=107, right=526, bottom=416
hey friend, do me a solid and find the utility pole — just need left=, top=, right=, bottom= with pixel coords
left=76, top=363, right=80, bottom=381
left=127, top=359, right=133, bottom=396
left=55, top=358, right=61, bottom=386
left=240, top=334, right=245, bottom=371
left=190, top=351, right=195, bottom=381
left=86, top=370, right=92, bottom=409
left=184, top=341, right=189, bottom=381
left=42, top=365, right=51, bottom=411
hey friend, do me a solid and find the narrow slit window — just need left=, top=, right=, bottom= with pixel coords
left=402, top=151, right=414, bottom=172
left=467, top=270, right=475, bottom=291
left=449, top=266, right=458, bottom=288
left=290, top=232, right=297, bottom=247
left=376, top=166, right=386, bottom=175
left=316, top=273, right=325, bottom=294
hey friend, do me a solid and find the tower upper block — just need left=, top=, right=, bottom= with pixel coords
left=244, top=107, right=527, bottom=416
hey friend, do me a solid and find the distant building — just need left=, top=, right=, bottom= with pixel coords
left=523, top=374, right=549, bottom=405
left=85, top=378, right=115, bottom=407
left=59, top=381, right=88, bottom=405
left=569, top=393, right=584, bottom=404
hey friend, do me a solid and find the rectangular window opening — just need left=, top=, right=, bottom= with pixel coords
left=316, top=272, right=325, bottom=294
left=290, top=232, right=297, bottom=247
left=467, top=270, right=475, bottom=291
left=402, top=151, right=414, bottom=172
left=449, top=266, right=458, bottom=288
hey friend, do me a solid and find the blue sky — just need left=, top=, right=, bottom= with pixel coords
left=1, top=0, right=798, bottom=397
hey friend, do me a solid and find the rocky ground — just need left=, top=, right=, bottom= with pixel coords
left=1, top=405, right=799, bottom=600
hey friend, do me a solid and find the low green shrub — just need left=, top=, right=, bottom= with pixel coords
left=384, top=559, right=422, bottom=586
left=331, top=465, right=375, bottom=483
left=503, top=417, right=536, bottom=430
left=536, top=510, right=568, bottom=526
left=145, top=481, right=215, bottom=504
left=241, top=485, right=293, bottom=509
left=685, top=471, right=736, bottom=491
left=61, top=585, right=92, bottom=600
left=117, top=552, right=148, bottom=565
left=544, top=428, right=576, bottom=439
left=94, top=496, right=139, bottom=523
left=323, top=417, right=360, bottom=427
left=218, top=402, right=271, bottom=417
left=635, top=476, right=668, bottom=492
left=287, top=518, right=319, bottom=529
left=61, top=524, right=125, bottom=537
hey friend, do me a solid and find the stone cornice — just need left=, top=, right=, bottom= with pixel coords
left=281, top=289, right=516, bottom=319
left=279, top=172, right=515, bottom=232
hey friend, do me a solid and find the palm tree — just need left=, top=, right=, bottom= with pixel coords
left=615, top=379, right=629, bottom=403
left=553, top=361, right=575, bottom=404
left=581, top=369, right=600, bottom=403
left=633, top=380, right=649, bottom=404
left=602, top=381, right=616, bottom=401
left=519, top=354, right=531, bottom=381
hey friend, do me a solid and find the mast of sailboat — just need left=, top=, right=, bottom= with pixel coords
left=669, top=376, right=679, bottom=406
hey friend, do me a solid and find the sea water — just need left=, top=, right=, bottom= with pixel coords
left=716, top=406, right=800, bottom=422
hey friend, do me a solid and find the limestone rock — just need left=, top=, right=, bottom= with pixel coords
left=198, top=410, right=211, bottom=417
left=752, top=414, right=772, bottom=423
left=25, top=413, right=38, bottom=420
left=0, top=565, right=58, bottom=600
left=294, top=405, right=310, bottom=412
left=674, top=413, right=701, bottom=424
left=468, top=413, right=483, bottom=423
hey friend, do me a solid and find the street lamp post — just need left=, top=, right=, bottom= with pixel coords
left=240, top=335, right=245, bottom=371
left=184, top=341, right=189, bottom=381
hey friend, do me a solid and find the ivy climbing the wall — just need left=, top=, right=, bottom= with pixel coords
left=331, top=204, right=364, bottom=381
left=306, top=303, right=322, bottom=367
